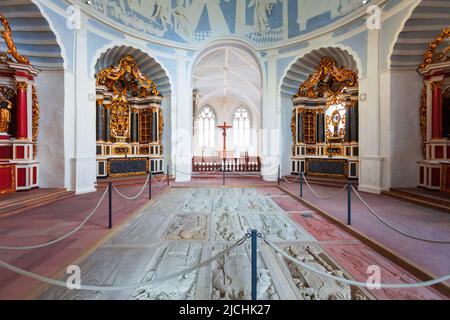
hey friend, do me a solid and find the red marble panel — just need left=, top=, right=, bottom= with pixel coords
left=0, top=146, right=12, bottom=159
left=322, top=243, right=445, bottom=300
left=288, top=212, right=354, bottom=241
left=431, top=168, right=441, bottom=187
left=419, top=166, right=424, bottom=184
left=33, top=166, right=37, bottom=185
left=15, top=146, right=24, bottom=159
left=17, top=167, right=26, bottom=187
left=435, top=146, right=444, bottom=159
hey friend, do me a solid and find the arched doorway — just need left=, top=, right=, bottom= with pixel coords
left=94, top=46, right=172, bottom=179
left=191, top=44, right=262, bottom=172
left=280, top=47, right=360, bottom=182
left=387, top=0, right=450, bottom=191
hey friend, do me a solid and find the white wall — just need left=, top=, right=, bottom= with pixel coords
left=280, top=93, right=292, bottom=176
left=388, top=70, right=422, bottom=188
left=34, top=70, right=66, bottom=188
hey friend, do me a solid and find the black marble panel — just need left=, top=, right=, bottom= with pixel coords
left=306, top=158, right=346, bottom=177
left=109, top=158, right=148, bottom=176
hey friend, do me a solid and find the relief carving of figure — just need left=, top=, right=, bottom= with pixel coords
left=0, top=91, right=13, bottom=133
left=153, top=0, right=173, bottom=31
left=249, top=0, right=279, bottom=34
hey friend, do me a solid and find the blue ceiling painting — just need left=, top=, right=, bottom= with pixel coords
left=83, top=0, right=368, bottom=47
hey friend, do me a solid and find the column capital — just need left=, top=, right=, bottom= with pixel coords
left=431, top=81, right=443, bottom=90
left=16, top=81, right=28, bottom=91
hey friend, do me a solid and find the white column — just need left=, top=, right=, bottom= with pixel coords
left=173, top=50, right=192, bottom=182
left=359, top=29, right=383, bottom=193
left=72, top=27, right=96, bottom=194
left=261, top=50, right=280, bottom=181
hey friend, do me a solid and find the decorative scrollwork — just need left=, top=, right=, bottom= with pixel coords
left=294, top=57, right=358, bottom=98
left=0, top=15, right=30, bottom=65
left=96, top=55, right=160, bottom=97
left=158, top=108, right=164, bottom=154
left=291, top=108, right=296, bottom=144
left=110, top=98, right=130, bottom=142
left=420, top=28, right=450, bottom=69
left=32, top=86, right=39, bottom=158
left=419, top=84, right=427, bottom=157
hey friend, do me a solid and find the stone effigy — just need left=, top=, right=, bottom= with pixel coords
left=163, top=214, right=209, bottom=240
left=211, top=244, right=278, bottom=300
left=278, top=244, right=370, bottom=300
left=132, top=243, right=202, bottom=300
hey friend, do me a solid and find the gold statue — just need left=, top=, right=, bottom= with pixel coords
left=0, top=92, right=12, bottom=133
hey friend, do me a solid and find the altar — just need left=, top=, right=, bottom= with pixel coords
left=95, top=55, right=165, bottom=178
left=417, top=28, right=450, bottom=193
left=0, top=16, right=40, bottom=193
left=290, top=57, right=359, bottom=179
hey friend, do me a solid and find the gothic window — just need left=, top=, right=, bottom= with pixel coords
left=198, top=106, right=216, bottom=147
left=325, top=102, right=346, bottom=141
left=233, top=106, right=251, bottom=149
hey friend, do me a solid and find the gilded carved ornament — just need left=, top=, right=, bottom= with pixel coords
left=294, top=57, right=358, bottom=99
left=0, top=15, right=30, bottom=65
left=16, top=81, right=28, bottom=91
left=32, top=86, right=39, bottom=158
left=291, top=108, right=296, bottom=144
left=420, top=28, right=450, bottom=69
left=96, top=55, right=160, bottom=98
left=419, top=84, right=427, bottom=157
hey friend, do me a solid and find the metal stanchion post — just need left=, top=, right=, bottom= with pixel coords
left=223, top=159, right=225, bottom=186
left=347, top=181, right=352, bottom=225
left=108, top=182, right=112, bottom=229
left=166, top=165, right=170, bottom=187
left=251, top=229, right=257, bottom=301
left=277, top=165, right=280, bottom=185
left=300, top=172, right=303, bottom=198
left=149, top=171, right=152, bottom=200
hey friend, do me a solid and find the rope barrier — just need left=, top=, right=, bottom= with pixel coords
left=265, top=239, right=450, bottom=289
left=351, top=186, right=450, bottom=244
left=112, top=174, right=150, bottom=200
left=282, top=176, right=300, bottom=184
left=152, top=174, right=167, bottom=185
left=0, top=236, right=247, bottom=291
left=302, top=173, right=347, bottom=200
left=0, top=188, right=109, bottom=251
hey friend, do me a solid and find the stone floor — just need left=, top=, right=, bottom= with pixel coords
left=33, top=187, right=445, bottom=300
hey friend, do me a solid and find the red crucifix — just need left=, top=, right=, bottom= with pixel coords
left=217, top=121, right=232, bottom=159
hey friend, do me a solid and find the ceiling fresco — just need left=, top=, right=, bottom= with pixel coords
left=78, top=0, right=369, bottom=47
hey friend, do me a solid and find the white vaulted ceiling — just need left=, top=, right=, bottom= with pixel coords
left=95, top=46, right=172, bottom=96
left=0, top=0, right=63, bottom=69
left=193, top=46, right=262, bottom=111
left=390, top=0, right=450, bottom=70
left=280, top=47, right=359, bottom=97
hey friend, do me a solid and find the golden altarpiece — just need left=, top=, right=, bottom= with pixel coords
left=95, top=55, right=164, bottom=178
left=418, top=28, right=450, bottom=193
left=0, top=16, right=40, bottom=193
left=291, top=57, right=359, bottom=179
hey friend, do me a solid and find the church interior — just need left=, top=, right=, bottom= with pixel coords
left=0, top=0, right=449, bottom=302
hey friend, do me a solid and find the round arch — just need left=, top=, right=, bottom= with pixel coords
left=279, top=45, right=362, bottom=97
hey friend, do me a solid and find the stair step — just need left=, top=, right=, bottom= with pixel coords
left=382, top=190, right=450, bottom=214
left=0, top=190, right=74, bottom=217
